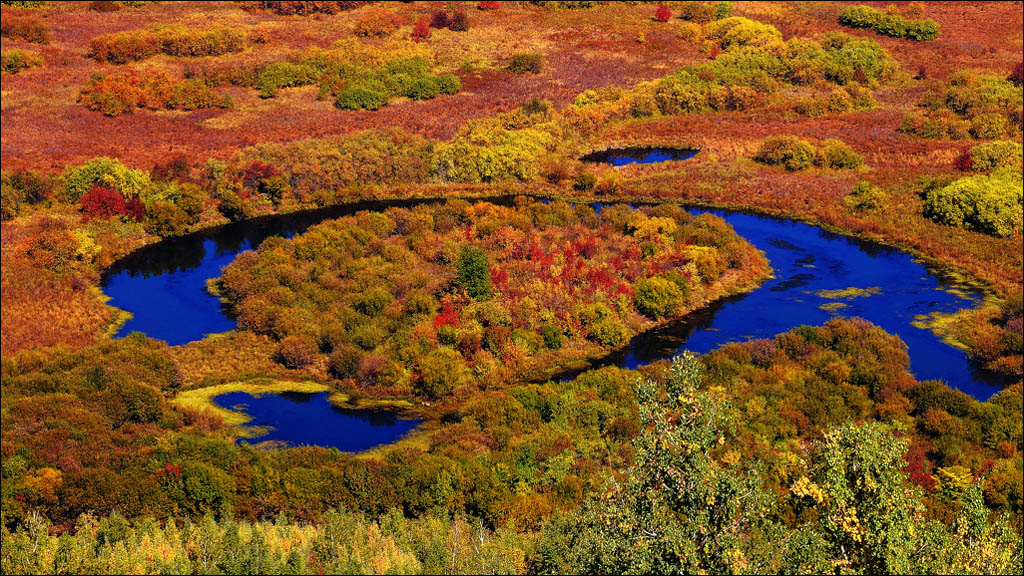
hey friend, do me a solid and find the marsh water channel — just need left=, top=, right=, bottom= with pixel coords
left=102, top=191, right=1007, bottom=451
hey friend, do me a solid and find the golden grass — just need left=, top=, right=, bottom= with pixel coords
left=172, top=379, right=328, bottom=427
left=815, top=286, right=882, bottom=300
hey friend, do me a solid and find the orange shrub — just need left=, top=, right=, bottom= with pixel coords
left=353, top=7, right=401, bottom=38
left=78, top=70, right=230, bottom=116
left=89, top=26, right=245, bottom=64
left=0, top=12, right=49, bottom=44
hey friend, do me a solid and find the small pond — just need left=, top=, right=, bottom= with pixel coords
left=580, top=147, right=699, bottom=166
left=214, top=391, right=420, bottom=452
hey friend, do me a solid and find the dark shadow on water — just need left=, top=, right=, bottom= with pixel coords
left=580, top=147, right=699, bottom=166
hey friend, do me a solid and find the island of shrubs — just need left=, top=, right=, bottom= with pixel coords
left=216, top=199, right=768, bottom=398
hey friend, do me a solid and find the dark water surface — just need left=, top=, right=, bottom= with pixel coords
left=102, top=194, right=1007, bottom=450
left=214, top=391, right=420, bottom=452
left=580, top=147, right=699, bottom=166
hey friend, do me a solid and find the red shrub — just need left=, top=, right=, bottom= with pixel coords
left=152, top=153, right=192, bottom=182
left=126, top=196, right=146, bottom=221
left=1010, top=62, right=1023, bottom=87
left=430, top=10, right=451, bottom=29
left=655, top=4, right=672, bottom=23
left=479, top=1, right=500, bottom=9
left=449, top=9, right=470, bottom=31
left=81, top=185, right=127, bottom=220
left=412, top=15, right=431, bottom=42
left=952, top=149, right=973, bottom=172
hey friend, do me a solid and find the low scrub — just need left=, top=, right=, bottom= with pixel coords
left=839, top=4, right=939, bottom=41
left=0, top=48, right=41, bottom=74
left=902, top=72, right=1022, bottom=140
left=754, top=136, right=863, bottom=171
left=78, top=70, right=231, bottom=116
left=89, top=25, right=245, bottom=64
left=922, top=168, right=1023, bottom=238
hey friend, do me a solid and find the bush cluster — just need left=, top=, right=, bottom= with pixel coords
left=0, top=169, right=53, bottom=221
left=922, top=168, right=1023, bottom=237
left=844, top=181, right=889, bottom=213
left=509, top=52, right=543, bottom=74
left=754, top=136, right=863, bottom=171
left=241, top=1, right=368, bottom=15
left=678, top=1, right=734, bottom=22
left=89, top=26, right=245, bottom=64
left=901, top=73, right=1023, bottom=140
left=0, top=48, right=41, bottom=74
left=0, top=12, right=48, bottom=43
left=839, top=4, right=940, bottom=41
left=353, top=6, right=401, bottom=38
left=78, top=70, right=231, bottom=116
left=430, top=8, right=470, bottom=31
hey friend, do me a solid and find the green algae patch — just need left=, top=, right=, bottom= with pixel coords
left=816, top=286, right=881, bottom=300
left=173, top=379, right=329, bottom=428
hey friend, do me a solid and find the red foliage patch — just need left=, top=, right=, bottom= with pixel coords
left=655, top=4, right=672, bottom=23
left=80, top=185, right=128, bottom=220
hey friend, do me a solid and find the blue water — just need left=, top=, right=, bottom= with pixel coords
left=214, top=391, right=420, bottom=452
left=581, top=147, right=699, bottom=166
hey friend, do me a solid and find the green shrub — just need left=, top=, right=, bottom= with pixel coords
left=922, top=167, right=1023, bottom=237
left=509, top=53, right=543, bottom=74
left=334, top=86, right=387, bottom=110
left=754, top=136, right=816, bottom=171
left=61, top=157, right=151, bottom=203
left=541, top=323, right=565, bottom=349
left=436, top=73, right=461, bottom=95
left=838, top=5, right=939, bottom=41
left=969, top=141, right=1023, bottom=172
left=634, top=276, right=685, bottom=319
left=816, top=139, right=863, bottom=170
left=257, top=61, right=319, bottom=98
left=405, top=76, right=440, bottom=100
left=0, top=49, right=42, bottom=74
left=416, top=348, right=464, bottom=398
left=456, top=245, right=491, bottom=300
left=143, top=201, right=190, bottom=237
left=844, top=181, right=888, bottom=213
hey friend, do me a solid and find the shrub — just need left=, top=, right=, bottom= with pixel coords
left=143, top=201, right=190, bottom=237
left=334, top=85, right=387, bottom=110
left=405, top=76, right=440, bottom=100
left=1011, top=62, right=1023, bottom=87
left=0, top=49, right=42, bottom=74
left=654, top=4, right=672, bottom=23
left=277, top=335, right=318, bottom=368
left=922, top=168, right=1023, bottom=237
left=257, top=61, right=319, bottom=98
left=509, top=53, right=543, bottom=74
left=416, top=348, right=464, bottom=398
left=574, top=171, right=596, bottom=192
left=79, top=70, right=230, bottom=116
left=844, top=181, right=888, bottom=213
left=80, top=185, right=129, bottom=220
left=353, top=6, right=401, bottom=38
left=328, top=345, right=362, bottom=379
left=449, top=9, right=470, bottom=31
left=456, top=245, right=491, bottom=300
left=244, top=1, right=369, bottom=15
left=678, top=1, right=717, bottom=23
left=968, top=141, right=1022, bottom=172
left=816, top=139, right=863, bottom=170
left=754, top=136, right=816, bottom=171
left=217, top=190, right=250, bottom=222
left=429, top=10, right=450, bottom=29
left=479, top=1, right=500, bottom=9
left=436, top=73, right=461, bottom=95
left=838, top=5, right=939, bottom=41
left=89, top=26, right=245, bottom=64
left=412, top=15, right=431, bottom=42
left=0, top=13, right=48, bottom=44
left=89, top=1, right=122, bottom=12
left=634, top=276, right=685, bottom=319
left=62, top=157, right=151, bottom=203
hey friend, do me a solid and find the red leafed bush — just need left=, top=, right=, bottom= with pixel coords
left=126, top=196, right=146, bottom=221
left=81, top=185, right=127, bottom=220
left=952, top=149, right=974, bottom=172
left=430, top=10, right=451, bottom=29
left=1010, top=62, right=1023, bottom=87
left=479, top=1, right=500, bottom=9
left=655, top=4, right=672, bottom=23
left=412, top=15, right=431, bottom=42
left=433, top=304, right=459, bottom=329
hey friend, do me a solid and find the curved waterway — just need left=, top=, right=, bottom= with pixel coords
left=102, top=196, right=1007, bottom=450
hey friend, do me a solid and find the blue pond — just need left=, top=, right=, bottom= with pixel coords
left=580, top=146, right=699, bottom=166
left=214, top=391, right=420, bottom=452
left=102, top=195, right=1008, bottom=453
